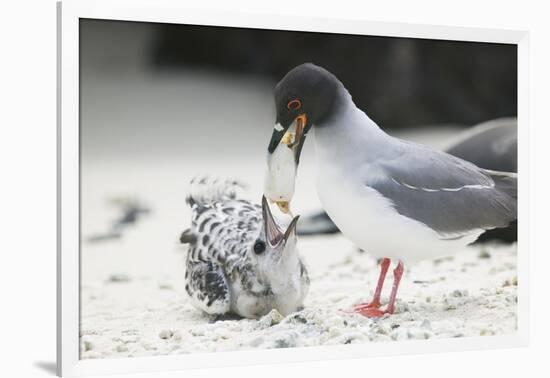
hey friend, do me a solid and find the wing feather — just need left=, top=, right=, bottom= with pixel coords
left=367, top=144, right=517, bottom=236
left=185, top=259, right=230, bottom=315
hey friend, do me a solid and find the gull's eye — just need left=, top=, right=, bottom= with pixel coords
left=287, top=99, right=302, bottom=111
left=253, top=240, right=266, bottom=255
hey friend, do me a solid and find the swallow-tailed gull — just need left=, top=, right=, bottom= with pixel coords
left=297, top=117, right=518, bottom=242
left=264, top=64, right=517, bottom=317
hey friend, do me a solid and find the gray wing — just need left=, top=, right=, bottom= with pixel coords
left=368, top=143, right=517, bottom=237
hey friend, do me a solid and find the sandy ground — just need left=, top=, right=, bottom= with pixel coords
left=79, top=70, right=517, bottom=359
left=79, top=160, right=517, bottom=359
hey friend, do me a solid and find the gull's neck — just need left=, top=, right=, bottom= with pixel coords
left=313, top=93, right=394, bottom=166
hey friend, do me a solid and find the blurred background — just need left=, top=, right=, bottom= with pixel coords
left=79, top=17, right=517, bottom=289
left=80, top=18, right=517, bottom=162
left=78, top=19, right=518, bottom=358
left=153, top=23, right=517, bottom=127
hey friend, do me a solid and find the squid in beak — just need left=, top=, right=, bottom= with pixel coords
left=282, top=114, right=307, bottom=149
left=264, top=113, right=310, bottom=213
left=262, top=196, right=300, bottom=247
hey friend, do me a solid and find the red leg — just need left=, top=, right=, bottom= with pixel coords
left=384, top=261, right=404, bottom=314
left=351, top=258, right=391, bottom=314
left=354, top=260, right=404, bottom=318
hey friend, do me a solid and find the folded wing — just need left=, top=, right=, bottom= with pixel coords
left=367, top=144, right=517, bottom=237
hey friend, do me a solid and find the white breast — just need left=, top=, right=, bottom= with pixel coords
left=316, top=167, right=480, bottom=263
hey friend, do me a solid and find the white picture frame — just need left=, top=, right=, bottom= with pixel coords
left=57, top=0, right=530, bottom=376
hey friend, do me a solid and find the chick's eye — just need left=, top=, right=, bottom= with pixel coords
left=287, top=99, right=301, bottom=111
left=253, top=240, right=266, bottom=255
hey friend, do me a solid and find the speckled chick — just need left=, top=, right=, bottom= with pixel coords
left=180, top=177, right=309, bottom=319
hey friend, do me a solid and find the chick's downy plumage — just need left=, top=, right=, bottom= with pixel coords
left=180, top=177, right=309, bottom=319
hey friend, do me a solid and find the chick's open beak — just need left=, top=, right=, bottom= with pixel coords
left=262, top=196, right=284, bottom=247
left=261, top=196, right=300, bottom=246
left=283, top=215, right=300, bottom=242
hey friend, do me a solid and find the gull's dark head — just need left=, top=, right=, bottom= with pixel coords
left=268, top=63, right=341, bottom=159
left=264, top=64, right=342, bottom=212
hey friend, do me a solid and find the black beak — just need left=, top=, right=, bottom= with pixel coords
left=268, top=113, right=310, bottom=165
left=268, top=128, right=286, bottom=154
left=262, top=195, right=284, bottom=247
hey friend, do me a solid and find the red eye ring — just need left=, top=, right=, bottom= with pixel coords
left=287, top=99, right=302, bottom=110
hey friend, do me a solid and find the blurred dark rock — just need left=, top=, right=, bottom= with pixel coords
left=86, top=197, right=151, bottom=244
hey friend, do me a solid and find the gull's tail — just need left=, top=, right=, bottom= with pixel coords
left=485, top=169, right=517, bottom=201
